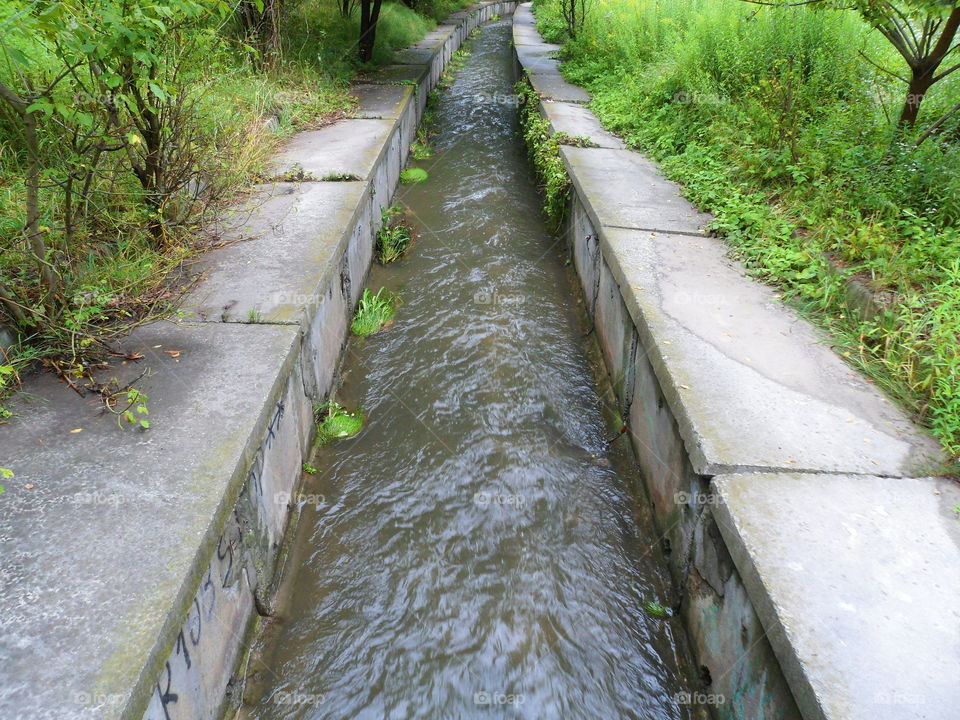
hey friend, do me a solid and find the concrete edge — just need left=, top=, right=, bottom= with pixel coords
left=122, top=326, right=304, bottom=720
left=710, top=474, right=826, bottom=720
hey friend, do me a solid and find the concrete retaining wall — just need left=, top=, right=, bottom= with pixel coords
left=513, top=4, right=958, bottom=720
left=0, top=5, right=514, bottom=720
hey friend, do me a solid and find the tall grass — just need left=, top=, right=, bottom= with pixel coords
left=534, top=0, right=960, bottom=459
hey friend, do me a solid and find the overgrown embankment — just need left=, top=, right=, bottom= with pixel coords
left=532, top=0, right=960, bottom=458
left=0, top=0, right=463, bottom=415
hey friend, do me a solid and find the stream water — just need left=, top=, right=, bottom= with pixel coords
left=243, top=18, right=698, bottom=720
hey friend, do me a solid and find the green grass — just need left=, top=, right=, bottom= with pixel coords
left=314, top=401, right=365, bottom=445
left=400, top=167, right=429, bottom=184
left=350, top=287, right=399, bottom=336
left=377, top=206, right=414, bottom=263
left=517, top=78, right=570, bottom=224
left=532, top=0, right=960, bottom=459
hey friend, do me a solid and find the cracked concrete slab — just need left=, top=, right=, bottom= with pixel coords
left=599, top=227, right=942, bottom=476
left=270, top=118, right=394, bottom=181
left=562, top=146, right=712, bottom=234
left=712, top=472, right=960, bottom=720
left=181, top=182, right=366, bottom=326
left=0, top=321, right=301, bottom=720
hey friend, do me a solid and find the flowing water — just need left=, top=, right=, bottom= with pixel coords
left=243, top=18, right=698, bottom=720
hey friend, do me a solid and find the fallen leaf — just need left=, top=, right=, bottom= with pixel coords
left=70, top=428, right=83, bottom=434
left=163, top=350, right=181, bottom=358
left=24, top=483, right=34, bottom=490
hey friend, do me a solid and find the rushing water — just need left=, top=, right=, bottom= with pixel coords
left=243, top=18, right=699, bottom=720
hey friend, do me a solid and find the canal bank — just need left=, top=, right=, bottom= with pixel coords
left=513, top=4, right=960, bottom=720
left=0, top=5, right=513, bottom=720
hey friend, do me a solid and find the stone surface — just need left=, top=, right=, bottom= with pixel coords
left=598, top=227, right=942, bottom=476
left=713, top=473, right=960, bottom=720
left=182, top=182, right=366, bottom=326
left=0, top=321, right=300, bottom=720
left=526, top=69, right=591, bottom=103
left=541, top=100, right=625, bottom=149
left=270, top=118, right=394, bottom=181
left=562, top=146, right=712, bottom=235
left=514, top=44, right=560, bottom=73
left=358, top=63, right=429, bottom=87
left=391, top=46, right=436, bottom=66
left=350, top=83, right=414, bottom=119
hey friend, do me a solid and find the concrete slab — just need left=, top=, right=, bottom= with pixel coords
left=562, top=146, right=712, bottom=235
left=358, top=63, right=429, bottom=86
left=270, top=118, right=394, bottom=181
left=514, top=2, right=535, bottom=25
left=391, top=46, right=435, bottom=66
left=526, top=69, right=591, bottom=103
left=515, top=44, right=560, bottom=73
left=712, top=473, right=960, bottom=720
left=413, top=25, right=456, bottom=49
left=541, top=100, right=625, bottom=149
left=0, top=321, right=300, bottom=720
left=513, top=22, right=546, bottom=46
left=350, top=83, right=414, bottom=119
left=599, top=227, right=942, bottom=476
left=182, top=182, right=366, bottom=326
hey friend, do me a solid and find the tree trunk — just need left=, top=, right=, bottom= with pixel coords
left=359, top=0, right=383, bottom=63
left=899, top=67, right=935, bottom=127
left=897, top=7, right=960, bottom=128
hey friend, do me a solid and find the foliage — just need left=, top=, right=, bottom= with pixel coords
left=350, top=287, right=398, bottom=336
left=400, top=167, right=429, bottom=183
left=642, top=599, right=672, bottom=618
left=117, top=388, right=151, bottom=430
left=516, top=77, right=570, bottom=223
left=314, top=400, right=364, bottom=444
left=533, top=0, right=960, bottom=457
left=376, top=206, right=414, bottom=262
left=0, top=0, right=444, bottom=412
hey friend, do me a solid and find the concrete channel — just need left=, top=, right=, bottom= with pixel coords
left=1, top=3, right=957, bottom=720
